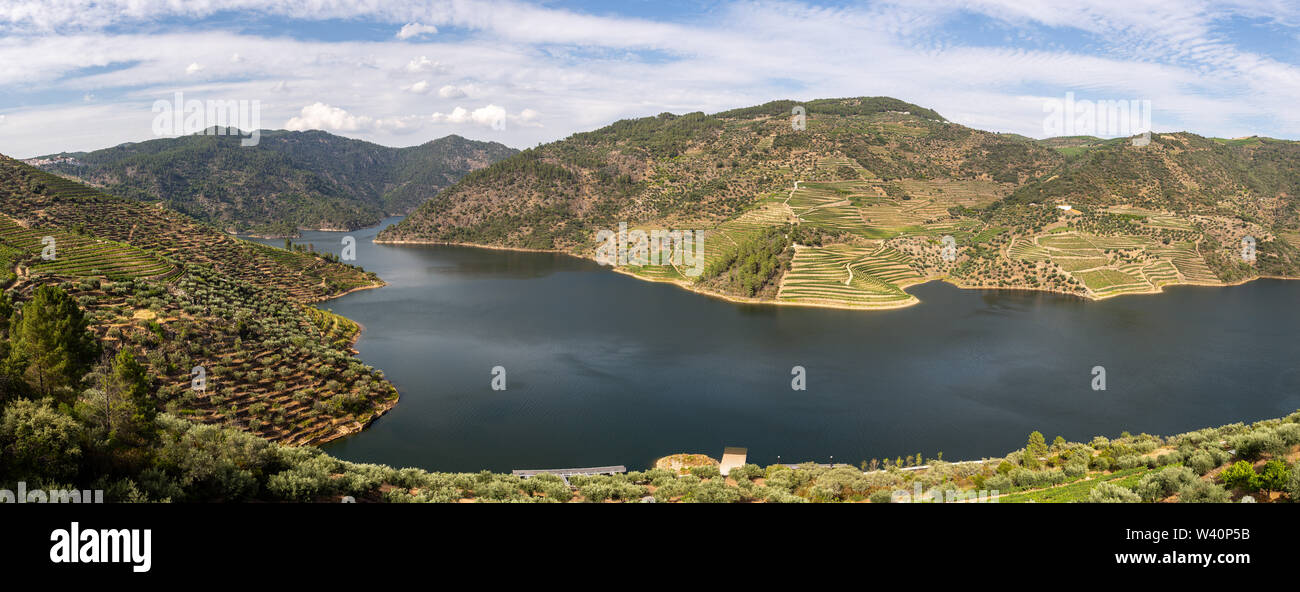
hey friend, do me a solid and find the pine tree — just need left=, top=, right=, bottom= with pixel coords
left=110, top=349, right=156, bottom=444
left=7, top=286, right=99, bottom=399
left=1025, top=431, right=1048, bottom=468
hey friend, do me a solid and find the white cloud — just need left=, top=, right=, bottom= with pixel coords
left=230, top=53, right=243, bottom=63
left=431, top=104, right=508, bottom=130
left=404, top=80, right=432, bottom=94
left=437, top=84, right=467, bottom=99
left=286, top=102, right=370, bottom=131
left=0, top=115, right=6, bottom=126
left=285, top=102, right=423, bottom=134
left=429, top=104, right=539, bottom=130
left=404, top=55, right=448, bottom=73
left=511, top=108, right=541, bottom=128
left=2, top=0, right=1300, bottom=156
left=396, top=23, right=438, bottom=40
left=184, top=62, right=203, bottom=74
left=82, top=93, right=94, bottom=102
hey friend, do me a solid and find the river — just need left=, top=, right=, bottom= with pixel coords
left=251, top=217, right=1300, bottom=472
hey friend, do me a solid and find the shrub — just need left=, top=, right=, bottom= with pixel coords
left=728, top=463, right=763, bottom=482
left=579, top=480, right=645, bottom=503
left=1115, top=455, right=1145, bottom=470
left=1252, top=460, right=1290, bottom=493
left=1155, top=451, right=1183, bottom=466
left=1274, top=423, right=1300, bottom=446
left=984, top=474, right=1012, bottom=493
left=1288, top=461, right=1300, bottom=501
left=688, top=465, right=721, bottom=480
left=813, top=467, right=870, bottom=500
left=1177, top=480, right=1231, bottom=503
left=1187, top=451, right=1216, bottom=475
left=761, top=488, right=806, bottom=503
left=868, top=489, right=892, bottom=504
left=1063, top=460, right=1088, bottom=478
left=1009, top=468, right=1065, bottom=489
left=688, top=480, right=741, bottom=503
left=1135, top=466, right=1197, bottom=501
left=478, top=478, right=525, bottom=501
left=1087, top=482, right=1140, bottom=503
left=1229, top=430, right=1285, bottom=461
left=0, top=400, right=83, bottom=484
left=534, top=480, right=573, bottom=502
left=652, top=475, right=701, bottom=502
left=1220, top=461, right=1257, bottom=490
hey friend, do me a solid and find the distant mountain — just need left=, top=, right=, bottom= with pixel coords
left=376, top=96, right=1062, bottom=250
left=376, top=96, right=1300, bottom=305
left=33, top=130, right=517, bottom=236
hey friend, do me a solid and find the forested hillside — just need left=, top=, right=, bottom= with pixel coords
left=32, top=130, right=517, bottom=236
left=376, top=97, right=1300, bottom=306
left=0, top=155, right=396, bottom=445
left=377, top=96, right=1060, bottom=251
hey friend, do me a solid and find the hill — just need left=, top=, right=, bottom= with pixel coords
left=377, top=97, right=1300, bottom=306
left=0, top=155, right=396, bottom=445
left=31, top=130, right=517, bottom=236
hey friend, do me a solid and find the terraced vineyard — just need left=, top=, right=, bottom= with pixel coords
left=623, top=153, right=1020, bottom=307
left=1150, top=243, right=1220, bottom=283
left=0, top=155, right=397, bottom=446
left=0, top=214, right=175, bottom=280
left=613, top=140, right=1262, bottom=307
left=626, top=199, right=794, bottom=283
left=1009, top=231, right=1221, bottom=297
left=778, top=244, right=919, bottom=308
left=1108, top=206, right=1196, bottom=231
left=9, top=262, right=397, bottom=446
left=0, top=156, right=381, bottom=302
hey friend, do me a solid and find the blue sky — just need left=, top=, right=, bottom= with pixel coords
left=1, top=0, right=1299, bottom=156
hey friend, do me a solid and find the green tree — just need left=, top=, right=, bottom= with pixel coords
left=1220, top=461, right=1257, bottom=490
left=1252, top=460, right=1290, bottom=493
left=0, top=398, right=83, bottom=483
left=108, top=349, right=157, bottom=445
left=1177, top=480, right=1231, bottom=503
left=1027, top=431, right=1048, bottom=458
left=7, top=286, right=99, bottom=399
left=0, top=291, right=17, bottom=402
left=1023, top=431, right=1047, bottom=469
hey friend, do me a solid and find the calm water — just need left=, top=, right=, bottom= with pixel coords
left=254, top=218, right=1300, bottom=472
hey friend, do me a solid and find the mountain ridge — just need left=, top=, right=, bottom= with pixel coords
left=374, top=96, right=1300, bottom=306
left=30, top=129, right=518, bottom=237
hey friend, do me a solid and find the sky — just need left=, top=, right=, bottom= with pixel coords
left=1, top=0, right=1299, bottom=157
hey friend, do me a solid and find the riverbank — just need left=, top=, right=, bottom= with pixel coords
left=316, top=279, right=386, bottom=302
left=370, top=236, right=1299, bottom=310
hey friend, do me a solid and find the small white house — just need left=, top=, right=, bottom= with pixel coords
left=1057, top=205, right=1073, bottom=211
